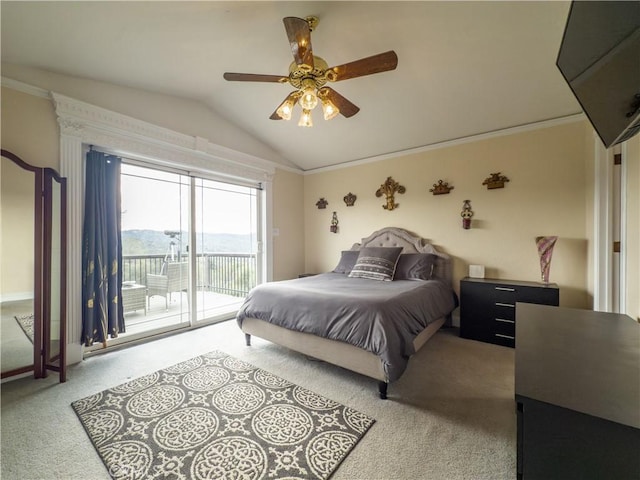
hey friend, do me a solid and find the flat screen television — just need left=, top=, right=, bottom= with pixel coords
left=557, top=1, right=640, bottom=148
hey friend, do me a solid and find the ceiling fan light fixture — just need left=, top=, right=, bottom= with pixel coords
left=321, top=98, right=340, bottom=120
left=276, top=98, right=295, bottom=120
left=298, top=109, right=313, bottom=127
left=299, top=85, right=319, bottom=110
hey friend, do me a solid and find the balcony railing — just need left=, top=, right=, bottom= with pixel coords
left=122, top=253, right=257, bottom=298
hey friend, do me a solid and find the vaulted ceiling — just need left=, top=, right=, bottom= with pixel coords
left=1, top=1, right=581, bottom=171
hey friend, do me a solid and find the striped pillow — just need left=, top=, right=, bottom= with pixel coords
left=348, top=247, right=403, bottom=281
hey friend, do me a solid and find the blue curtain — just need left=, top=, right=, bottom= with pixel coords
left=81, top=150, right=124, bottom=347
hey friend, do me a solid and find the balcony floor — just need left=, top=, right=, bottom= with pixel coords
left=121, top=290, right=244, bottom=338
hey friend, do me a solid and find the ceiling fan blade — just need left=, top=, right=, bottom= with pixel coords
left=319, top=87, right=360, bottom=118
left=283, top=17, right=314, bottom=68
left=223, top=72, right=288, bottom=83
left=327, top=50, right=398, bottom=82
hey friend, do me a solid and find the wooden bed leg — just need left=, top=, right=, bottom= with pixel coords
left=245, top=333, right=251, bottom=346
left=378, top=381, right=388, bottom=399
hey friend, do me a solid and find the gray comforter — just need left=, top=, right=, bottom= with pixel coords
left=236, top=273, right=457, bottom=382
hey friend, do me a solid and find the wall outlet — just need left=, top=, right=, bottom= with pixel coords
left=272, top=228, right=280, bottom=237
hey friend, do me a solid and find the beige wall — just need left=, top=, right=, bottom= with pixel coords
left=583, top=130, right=596, bottom=308
left=305, top=121, right=592, bottom=308
left=1, top=87, right=59, bottom=299
left=1, top=159, right=36, bottom=298
left=271, top=168, right=305, bottom=281
left=1, top=87, right=59, bottom=169
left=625, top=136, right=640, bottom=321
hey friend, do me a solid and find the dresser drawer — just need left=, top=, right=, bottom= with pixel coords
left=460, top=278, right=559, bottom=348
left=492, top=285, right=517, bottom=303
left=493, top=301, right=516, bottom=321
left=491, top=331, right=516, bottom=347
left=494, top=316, right=516, bottom=335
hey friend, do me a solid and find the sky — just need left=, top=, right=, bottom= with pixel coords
left=120, top=164, right=257, bottom=235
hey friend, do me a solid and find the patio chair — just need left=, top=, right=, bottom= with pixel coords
left=146, top=261, right=189, bottom=310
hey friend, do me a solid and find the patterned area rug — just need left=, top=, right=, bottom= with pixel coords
left=72, top=350, right=375, bottom=480
left=14, top=314, right=34, bottom=344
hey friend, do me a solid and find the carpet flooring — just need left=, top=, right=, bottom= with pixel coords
left=72, top=350, right=374, bottom=480
left=1, top=320, right=516, bottom=479
left=14, top=314, right=34, bottom=344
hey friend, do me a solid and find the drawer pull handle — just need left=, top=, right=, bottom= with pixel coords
left=495, top=333, right=515, bottom=340
left=495, top=302, right=515, bottom=308
left=495, top=287, right=515, bottom=292
left=495, top=318, right=515, bottom=324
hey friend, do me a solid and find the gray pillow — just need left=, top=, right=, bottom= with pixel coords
left=348, top=247, right=403, bottom=281
left=332, top=250, right=360, bottom=274
left=394, top=253, right=437, bottom=281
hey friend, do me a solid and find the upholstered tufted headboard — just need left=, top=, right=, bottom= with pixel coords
left=351, top=227, right=452, bottom=286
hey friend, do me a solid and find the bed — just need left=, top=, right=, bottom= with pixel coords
left=237, top=227, right=457, bottom=398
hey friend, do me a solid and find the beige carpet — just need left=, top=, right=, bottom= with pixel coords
left=1, top=320, right=515, bottom=480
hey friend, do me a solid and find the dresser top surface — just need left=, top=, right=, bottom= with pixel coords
left=515, top=303, right=640, bottom=429
left=461, top=277, right=558, bottom=289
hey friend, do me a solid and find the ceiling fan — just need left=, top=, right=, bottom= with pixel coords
left=223, top=16, right=398, bottom=127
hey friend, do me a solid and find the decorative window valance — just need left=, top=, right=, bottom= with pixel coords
left=51, top=92, right=275, bottom=184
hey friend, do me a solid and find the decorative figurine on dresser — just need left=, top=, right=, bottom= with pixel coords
left=459, top=277, right=559, bottom=347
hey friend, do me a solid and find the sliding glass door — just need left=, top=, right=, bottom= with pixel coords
left=117, top=162, right=262, bottom=341
left=193, top=179, right=259, bottom=322
left=120, top=164, right=190, bottom=336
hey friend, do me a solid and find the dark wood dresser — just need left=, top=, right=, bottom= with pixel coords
left=515, top=303, right=640, bottom=479
left=459, top=277, right=559, bottom=347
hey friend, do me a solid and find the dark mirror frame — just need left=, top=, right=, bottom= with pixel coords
left=1, top=149, right=67, bottom=382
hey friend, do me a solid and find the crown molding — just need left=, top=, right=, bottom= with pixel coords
left=50, top=92, right=276, bottom=183
left=1, top=76, right=49, bottom=98
left=304, top=113, right=586, bottom=175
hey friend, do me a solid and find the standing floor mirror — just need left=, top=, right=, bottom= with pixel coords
left=1, top=149, right=67, bottom=382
